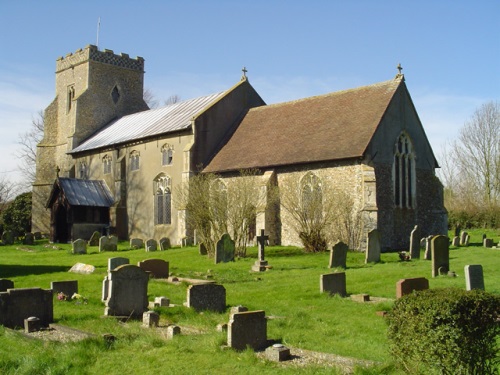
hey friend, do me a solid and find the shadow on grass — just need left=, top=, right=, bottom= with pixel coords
left=0, top=264, right=70, bottom=278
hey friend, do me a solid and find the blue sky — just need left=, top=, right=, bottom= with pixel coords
left=0, top=0, right=498, bottom=186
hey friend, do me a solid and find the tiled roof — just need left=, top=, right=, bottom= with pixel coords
left=70, top=91, right=227, bottom=153
left=204, top=77, right=403, bottom=173
left=47, top=178, right=114, bottom=207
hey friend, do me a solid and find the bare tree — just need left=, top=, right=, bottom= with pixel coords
left=16, top=110, right=44, bottom=188
left=144, top=89, right=181, bottom=109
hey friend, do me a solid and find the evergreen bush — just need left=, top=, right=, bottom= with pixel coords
left=387, top=288, right=500, bottom=375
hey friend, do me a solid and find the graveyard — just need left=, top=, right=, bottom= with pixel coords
left=0, top=229, right=499, bottom=374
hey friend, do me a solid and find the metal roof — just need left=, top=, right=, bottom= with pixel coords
left=70, top=91, right=227, bottom=153
left=52, top=178, right=114, bottom=207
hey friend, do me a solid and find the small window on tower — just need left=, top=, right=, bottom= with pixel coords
left=67, top=85, right=75, bottom=112
left=111, top=86, right=120, bottom=104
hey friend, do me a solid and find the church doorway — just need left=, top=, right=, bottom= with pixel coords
left=54, top=205, right=69, bottom=243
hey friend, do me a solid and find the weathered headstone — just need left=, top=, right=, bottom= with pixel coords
left=424, top=235, right=433, bottom=260
left=452, top=236, right=460, bottom=247
left=265, top=343, right=291, bottom=362
left=51, top=280, right=78, bottom=298
left=465, top=265, right=485, bottom=290
left=99, top=236, right=117, bottom=252
left=143, top=311, right=159, bottom=328
left=454, top=224, right=461, bottom=237
left=186, top=284, right=226, bottom=312
left=69, top=263, right=95, bottom=274
left=460, top=231, right=468, bottom=246
left=0, top=279, right=14, bottom=292
left=108, top=257, right=129, bottom=271
left=159, top=237, right=171, bottom=250
left=409, top=225, right=420, bottom=259
left=167, top=325, right=181, bottom=339
left=431, top=235, right=449, bottom=277
left=88, top=231, right=101, bottom=246
left=2, top=230, right=14, bottom=245
left=464, top=234, right=470, bottom=246
left=23, top=233, right=35, bottom=245
left=129, top=238, right=144, bottom=249
left=320, top=272, right=347, bottom=297
left=365, top=229, right=381, bottom=263
left=215, top=233, right=235, bottom=263
left=145, top=239, right=157, bottom=252
left=104, top=264, right=149, bottom=318
left=199, top=243, right=208, bottom=255
left=252, top=229, right=269, bottom=272
left=137, top=259, right=169, bottom=278
left=227, top=310, right=267, bottom=351
left=72, top=239, right=87, bottom=254
left=483, top=238, right=493, bottom=248
left=329, top=241, right=348, bottom=269
left=396, top=277, right=429, bottom=298
left=154, top=296, right=170, bottom=307
left=0, top=288, right=53, bottom=329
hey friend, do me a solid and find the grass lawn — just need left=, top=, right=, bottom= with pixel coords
left=0, top=229, right=499, bottom=374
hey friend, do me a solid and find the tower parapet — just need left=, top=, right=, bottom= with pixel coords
left=56, top=45, right=144, bottom=73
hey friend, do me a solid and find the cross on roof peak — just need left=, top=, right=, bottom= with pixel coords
left=395, top=63, right=405, bottom=80
left=241, top=66, right=248, bottom=81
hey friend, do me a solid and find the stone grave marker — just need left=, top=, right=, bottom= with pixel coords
left=145, top=239, right=157, bottom=252
left=409, top=225, right=420, bottom=259
left=72, top=239, right=87, bottom=254
left=396, top=277, right=429, bottom=298
left=329, top=241, right=348, bottom=269
left=0, top=288, right=53, bottom=329
left=159, top=237, right=171, bottom=250
left=69, top=263, right=95, bottom=274
left=465, top=265, right=485, bottom=290
left=252, top=229, right=269, bottom=272
left=0, top=279, right=14, bottom=292
left=33, top=232, right=42, bottom=240
left=99, top=236, right=117, bottom=252
left=23, top=233, right=35, bottom=245
left=104, top=264, right=149, bottom=318
left=452, top=236, right=460, bottom=247
left=137, top=259, right=169, bottom=278
left=143, top=311, right=159, bottom=328
left=130, top=238, right=144, bottom=249
left=483, top=238, right=493, bottom=248
left=215, top=233, right=235, bottom=263
left=199, top=243, right=208, bottom=255
left=365, top=229, right=381, bottom=263
left=464, top=234, right=470, bottom=246
left=320, top=272, right=347, bottom=297
left=167, top=325, right=181, bottom=339
left=186, top=284, right=226, bottom=312
left=228, top=310, right=267, bottom=351
left=424, top=235, right=433, bottom=260
left=460, top=231, right=468, bottom=246
left=431, top=235, right=449, bottom=277
left=108, top=257, right=129, bottom=271
left=88, top=231, right=101, bottom=246
left=2, top=230, right=14, bottom=245
left=154, top=296, right=170, bottom=307
left=51, top=280, right=78, bottom=298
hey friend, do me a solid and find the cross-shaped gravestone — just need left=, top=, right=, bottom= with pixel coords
left=252, top=229, right=269, bottom=272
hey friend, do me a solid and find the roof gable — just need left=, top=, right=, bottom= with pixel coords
left=204, top=77, right=403, bottom=173
left=47, top=178, right=114, bottom=208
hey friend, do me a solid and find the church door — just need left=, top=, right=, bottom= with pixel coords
left=54, top=205, right=69, bottom=243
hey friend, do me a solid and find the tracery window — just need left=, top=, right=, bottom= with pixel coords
left=79, top=161, right=88, bottom=179
left=103, top=155, right=112, bottom=175
left=301, top=172, right=322, bottom=221
left=154, top=174, right=171, bottom=225
left=393, top=133, right=416, bottom=208
left=161, top=144, right=173, bottom=166
left=130, top=151, right=140, bottom=171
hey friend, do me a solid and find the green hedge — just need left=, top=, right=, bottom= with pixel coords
left=448, top=208, right=500, bottom=229
left=387, top=288, right=500, bottom=375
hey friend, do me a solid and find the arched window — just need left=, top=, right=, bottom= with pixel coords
left=301, top=172, right=322, bottom=221
left=393, top=133, right=416, bottom=208
left=67, top=85, right=75, bottom=113
left=79, top=161, right=87, bottom=179
left=154, top=174, right=171, bottom=225
left=130, top=150, right=140, bottom=171
left=161, top=144, right=174, bottom=166
left=103, top=155, right=112, bottom=175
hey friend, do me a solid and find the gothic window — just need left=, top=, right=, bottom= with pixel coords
left=111, top=85, right=120, bottom=105
left=393, top=133, right=416, bottom=208
left=130, top=151, right=140, bottom=171
left=103, top=155, right=112, bottom=175
left=67, top=85, right=75, bottom=112
left=161, top=144, right=173, bottom=166
left=301, top=172, right=322, bottom=221
left=154, top=174, right=171, bottom=225
left=79, top=161, right=88, bottom=179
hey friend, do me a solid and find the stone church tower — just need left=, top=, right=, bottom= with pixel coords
left=32, top=45, right=148, bottom=234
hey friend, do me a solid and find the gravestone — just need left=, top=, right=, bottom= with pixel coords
left=424, top=235, right=433, bottom=260
left=167, top=325, right=181, bottom=339
left=464, top=234, right=470, bottom=246
left=108, top=257, right=129, bottom=271
left=365, top=229, right=381, bottom=263
left=33, top=232, right=42, bottom=240
left=104, top=264, right=149, bottom=318
left=186, top=284, right=226, bottom=312
left=0, top=279, right=14, bottom=292
left=23, top=233, right=35, bottom=245
left=130, top=238, right=144, bottom=249
left=2, top=230, right=14, bottom=245
left=396, top=277, right=429, bottom=298
left=72, top=239, right=87, bottom=254
left=69, top=263, right=95, bottom=274
left=159, top=237, right=171, bottom=250
left=199, top=243, right=208, bottom=255
left=460, top=231, right=468, bottom=246
left=454, top=224, right=461, bottom=237
left=137, top=259, right=169, bottom=278
left=99, top=236, right=117, bottom=252
left=420, top=237, right=426, bottom=248
left=154, top=296, right=170, bottom=307
left=215, top=233, right=235, bottom=263
left=145, top=239, right=157, bottom=252
left=0, top=288, right=53, bottom=329
left=252, top=229, right=269, bottom=272
left=320, top=272, right=347, bottom=297
left=409, top=225, right=420, bottom=259
left=143, top=311, right=159, bottom=328
left=51, top=280, right=78, bottom=298
left=465, top=265, right=484, bottom=290
left=329, top=241, right=348, bottom=269
left=228, top=310, right=267, bottom=351
left=452, top=236, right=460, bottom=247
left=89, top=231, right=101, bottom=246
left=431, top=235, right=449, bottom=277
left=483, top=238, right=493, bottom=248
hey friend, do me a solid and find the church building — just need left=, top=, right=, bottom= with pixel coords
left=32, top=45, right=447, bottom=250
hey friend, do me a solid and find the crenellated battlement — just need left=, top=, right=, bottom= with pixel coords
left=56, top=45, right=144, bottom=73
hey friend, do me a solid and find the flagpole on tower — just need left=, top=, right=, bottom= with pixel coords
left=96, top=17, right=101, bottom=48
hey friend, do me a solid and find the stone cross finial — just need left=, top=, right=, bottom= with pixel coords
left=241, top=66, right=248, bottom=80
left=397, top=63, right=403, bottom=74
left=256, top=229, right=269, bottom=262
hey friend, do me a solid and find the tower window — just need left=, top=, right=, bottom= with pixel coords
left=67, top=85, right=75, bottom=112
left=111, top=86, right=120, bottom=104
